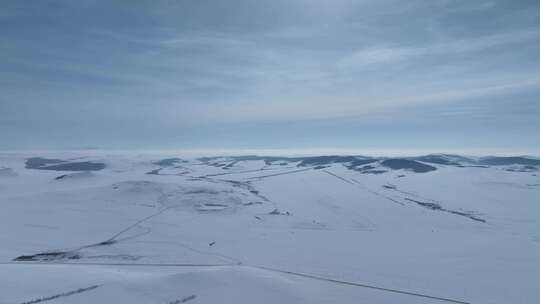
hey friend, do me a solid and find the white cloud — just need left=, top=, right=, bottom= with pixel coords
left=338, top=28, right=540, bottom=68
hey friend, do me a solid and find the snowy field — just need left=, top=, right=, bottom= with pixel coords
left=0, top=151, right=539, bottom=304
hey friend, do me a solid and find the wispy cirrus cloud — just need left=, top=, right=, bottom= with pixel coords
left=1, top=0, right=540, bottom=151
left=338, top=28, right=540, bottom=68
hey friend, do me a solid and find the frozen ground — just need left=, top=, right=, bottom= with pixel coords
left=0, top=152, right=539, bottom=303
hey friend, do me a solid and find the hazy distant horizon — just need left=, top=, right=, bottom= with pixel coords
left=2, top=147, right=540, bottom=158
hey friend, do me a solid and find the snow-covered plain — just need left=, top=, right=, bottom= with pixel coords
left=1, top=152, right=539, bottom=304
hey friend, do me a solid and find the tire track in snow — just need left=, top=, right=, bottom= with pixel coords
left=322, top=170, right=404, bottom=206
left=201, top=166, right=296, bottom=178
left=323, top=170, right=354, bottom=184
left=18, top=285, right=99, bottom=304
left=13, top=203, right=176, bottom=262
left=106, top=206, right=173, bottom=242
left=247, top=168, right=313, bottom=180
left=2, top=261, right=236, bottom=267
left=4, top=262, right=471, bottom=304
left=251, top=265, right=471, bottom=304
left=324, top=170, right=486, bottom=223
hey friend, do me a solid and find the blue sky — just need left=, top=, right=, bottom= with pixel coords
left=1, top=0, right=539, bottom=154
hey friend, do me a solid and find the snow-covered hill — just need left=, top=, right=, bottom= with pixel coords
left=1, top=152, right=539, bottom=304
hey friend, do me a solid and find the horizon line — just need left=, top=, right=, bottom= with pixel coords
left=1, top=148, right=539, bottom=158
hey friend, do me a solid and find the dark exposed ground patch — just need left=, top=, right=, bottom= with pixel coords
left=146, top=168, right=162, bottom=175
left=184, top=189, right=221, bottom=195
left=349, top=164, right=388, bottom=174
left=25, top=157, right=105, bottom=171
left=404, top=198, right=485, bottom=223
left=268, top=208, right=291, bottom=216
left=168, top=295, right=197, bottom=304
left=456, top=165, right=489, bottom=168
left=405, top=198, right=442, bottom=210
left=199, top=155, right=540, bottom=173
left=413, top=155, right=461, bottom=166
left=230, top=155, right=302, bottom=163
left=381, top=159, right=437, bottom=173
left=13, top=237, right=120, bottom=262
left=360, top=170, right=387, bottom=174
left=95, top=240, right=117, bottom=246
left=53, top=171, right=93, bottom=180
left=344, top=160, right=378, bottom=172
left=348, top=159, right=378, bottom=167
left=25, top=157, right=65, bottom=168
left=478, top=156, right=540, bottom=166
left=197, top=154, right=540, bottom=178
left=44, top=162, right=105, bottom=171
left=297, top=156, right=367, bottom=167
left=505, top=165, right=537, bottom=172
left=204, top=203, right=227, bottom=207
left=313, top=165, right=328, bottom=169
left=198, top=155, right=378, bottom=168
left=14, top=251, right=81, bottom=262
left=222, top=161, right=237, bottom=169
left=152, top=158, right=186, bottom=167
left=20, top=285, right=100, bottom=304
